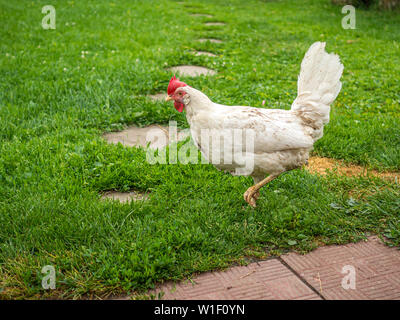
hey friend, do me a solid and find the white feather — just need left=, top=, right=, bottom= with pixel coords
left=292, top=42, right=344, bottom=138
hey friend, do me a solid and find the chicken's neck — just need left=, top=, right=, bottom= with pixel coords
left=183, top=87, right=215, bottom=125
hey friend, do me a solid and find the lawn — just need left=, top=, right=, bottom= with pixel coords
left=0, top=0, right=399, bottom=299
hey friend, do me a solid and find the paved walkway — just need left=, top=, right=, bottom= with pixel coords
left=150, top=236, right=400, bottom=300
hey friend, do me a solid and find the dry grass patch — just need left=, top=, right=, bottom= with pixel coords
left=306, top=156, right=400, bottom=182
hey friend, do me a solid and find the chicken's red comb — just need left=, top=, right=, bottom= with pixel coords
left=167, top=76, right=187, bottom=95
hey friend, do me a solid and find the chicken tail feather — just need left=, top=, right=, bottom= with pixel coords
left=291, top=42, right=344, bottom=141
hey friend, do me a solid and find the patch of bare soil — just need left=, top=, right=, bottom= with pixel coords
left=306, top=156, right=399, bottom=182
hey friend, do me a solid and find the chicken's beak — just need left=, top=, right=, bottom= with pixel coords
left=165, top=95, right=173, bottom=102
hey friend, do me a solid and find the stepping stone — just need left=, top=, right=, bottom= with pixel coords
left=194, top=51, right=217, bottom=57
left=101, top=191, right=149, bottom=203
left=204, top=22, right=225, bottom=26
left=103, top=125, right=190, bottom=150
left=168, top=65, right=216, bottom=77
left=197, top=38, right=223, bottom=43
left=148, top=93, right=167, bottom=101
left=191, top=13, right=213, bottom=18
left=190, top=13, right=213, bottom=18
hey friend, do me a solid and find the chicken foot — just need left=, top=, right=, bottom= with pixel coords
left=244, top=173, right=280, bottom=208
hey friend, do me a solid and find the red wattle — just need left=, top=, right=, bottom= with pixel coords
left=174, top=101, right=184, bottom=112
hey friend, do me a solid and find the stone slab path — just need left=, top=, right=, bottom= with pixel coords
left=147, top=236, right=400, bottom=300
left=103, top=124, right=189, bottom=149
left=168, top=65, right=217, bottom=77
left=204, top=22, right=225, bottom=26
left=197, top=38, right=223, bottom=43
left=101, top=191, right=149, bottom=203
left=194, top=51, right=217, bottom=57
left=190, top=14, right=213, bottom=18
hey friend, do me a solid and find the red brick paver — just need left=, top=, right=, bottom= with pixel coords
left=151, top=259, right=321, bottom=300
left=281, top=236, right=400, bottom=300
left=144, top=236, right=400, bottom=300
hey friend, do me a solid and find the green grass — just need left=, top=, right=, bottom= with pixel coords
left=0, top=0, right=399, bottom=299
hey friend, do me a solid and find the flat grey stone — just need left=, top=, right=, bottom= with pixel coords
left=204, top=22, right=225, bottom=26
left=101, top=191, right=149, bottom=203
left=103, top=125, right=190, bottom=149
left=168, top=65, right=216, bottom=77
left=190, top=13, right=213, bottom=18
left=197, top=38, right=223, bottom=43
left=194, top=51, right=217, bottom=57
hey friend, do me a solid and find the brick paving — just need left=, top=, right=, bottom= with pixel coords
left=149, top=236, right=400, bottom=300
left=282, top=236, right=400, bottom=300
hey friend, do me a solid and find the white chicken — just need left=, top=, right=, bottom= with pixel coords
left=166, top=42, right=344, bottom=207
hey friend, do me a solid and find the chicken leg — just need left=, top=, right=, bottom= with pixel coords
left=244, top=173, right=280, bottom=208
